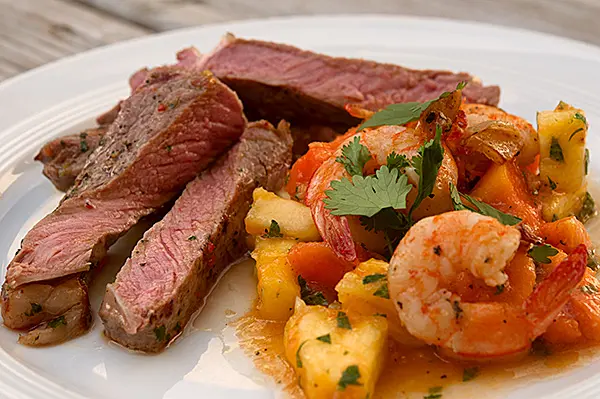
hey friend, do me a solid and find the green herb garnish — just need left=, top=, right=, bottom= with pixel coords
left=154, top=325, right=166, bottom=341
left=336, top=136, right=372, bottom=176
left=548, top=176, right=557, bottom=190
left=549, top=137, right=564, bottom=162
left=298, top=276, right=328, bottom=306
left=363, top=274, right=387, bottom=284
left=357, top=82, right=466, bottom=131
left=450, top=183, right=522, bottom=226
left=373, top=284, right=390, bottom=299
left=296, top=341, right=308, bottom=368
left=48, top=316, right=66, bottom=329
left=528, top=244, right=559, bottom=264
left=577, top=192, right=596, bottom=224
left=463, top=367, right=479, bottom=382
left=337, top=365, right=362, bottom=391
left=336, top=311, right=352, bottom=330
left=424, top=386, right=443, bottom=399
left=263, top=220, right=283, bottom=238
left=24, top=302, right=42, bottom=317
left=316, top=334, right=331, bottom=344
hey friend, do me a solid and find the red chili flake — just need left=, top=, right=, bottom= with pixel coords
left=207, top=241, right=215, bottom=253
left=157, top=103, right=167, bottom=112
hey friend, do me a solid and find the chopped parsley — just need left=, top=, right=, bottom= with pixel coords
left=337, top=365, right=362, bottom=391
left=547, top=176, right=557, bottom=190
left=362, top=273, right=386, bottom=284
left=154, top=325, right=167, bottom=341
left=263, top=220, right=283, bottom=238
left=24, top=302, right=42, bottom=317
left=357, top=82, right=467, bottom=131
left=574, top=112, right=588, bottom=126
left=166, top=145, right=173, bottom=153
left=80, top=139, right=89, bottom=153
left=450, top=183, right=522, bottom=226
left=549, top=137, right=564, bottom=162
left=296, top=341, right=308, bottom=368
left=48, top=315, right=66, bottom=329
left=336, top=136, right=372, bottom=176
left=462, top=367, right=479, bottom=382
left=585, top=148, right=590, bottom=175
left=495, top=284, right=505, bottom=295
left=336, top=311, right=352, bottom=330
left=373, top=284, right=390, bottom=299
left=316, top=334, right=331, bottom=344
left=528, top=244, right=559, bottom=264
left=298, top=276, right=328, bottom=306
left=187, top=235, right=197, bottom=241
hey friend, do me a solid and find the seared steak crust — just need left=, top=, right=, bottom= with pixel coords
left=35, top=127, right=106, bottom=191
left=100, top=120, right=292, bottom=352
left=2, top=69, right=246, bottom=345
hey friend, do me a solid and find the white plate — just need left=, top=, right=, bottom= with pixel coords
left=1, top=14, right=600, bottom=399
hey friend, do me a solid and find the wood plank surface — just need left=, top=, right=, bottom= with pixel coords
left=1, top=0, right=599, bottom=82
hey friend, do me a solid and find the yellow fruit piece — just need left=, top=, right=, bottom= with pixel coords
left=252, top=238, right=300, bottom=321
left=336, top=259, right=424, bottom=347
left=538, top=103, right=587, bottom=215
left=284, top=300, right=388, bottom=399
left=540, top=187, right=587, bottom=222
left=245, top=188, right=320, bottom=241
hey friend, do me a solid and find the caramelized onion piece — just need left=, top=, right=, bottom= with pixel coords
left=462, top=120, right=525, bottom=164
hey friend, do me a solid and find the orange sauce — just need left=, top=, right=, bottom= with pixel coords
left=234, top=309, right=599, bottom=398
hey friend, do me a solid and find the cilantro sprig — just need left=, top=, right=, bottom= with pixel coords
left=357, top=82, right=467, bottom=131
left=336, top=136, right=372, bottom=176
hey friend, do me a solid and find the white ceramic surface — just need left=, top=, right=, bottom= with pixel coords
left=1, top=14, right=600, bottom=399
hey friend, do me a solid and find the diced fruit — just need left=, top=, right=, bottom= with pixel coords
left=251, top=238, right=300, bottom=321
left=245, top=188, right=320, bottom=241
left=336, top=259, right=423, bottom=347
left=537, top=102, right=589, bottom=220
left=469, top=160, right=542, bottom=230
left=284, top=300, right=387, bottom=398
left=288, top=242, right=354, bottom=296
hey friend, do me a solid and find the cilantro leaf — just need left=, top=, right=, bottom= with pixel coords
left=450, top=183, right=522, bottom=226
left=298, top=276, right=328, bottom=306
left=386, top=152, right=411, bottom=172
left=549, top=137, right=564, bottom=162
left=357, top=82, right=467, bottom=131
left=336, top=312, right=352, bottom=330
left=324, top=166, right=412, bottom=217
left=336, top=136, right=372, bottom=176
left=263, top=220, right=283, bottom=238
left=424, top=386, right=443, bottom=399
left=408, top=126, right=444, bottom=220
left=337, top=365, right=362, bottom=390
left=316, top=334, right=331, bottom=344
left=528, top=244, right=559, bottom=264
left=363, top=273, right=386, bottom=284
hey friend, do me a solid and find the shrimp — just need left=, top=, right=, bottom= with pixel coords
left=305, top=125, right=458, bottom=261
left=388, top=210, right=587, bottom=359
left=306, top=90, right=463, bottom=261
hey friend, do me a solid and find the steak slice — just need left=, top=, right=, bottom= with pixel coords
left=194, top=34, right=500, bottom=126
left=2, top=69, right=246, bottom=345
left=35, top=127, right=106, bottom=191
left=100, top=120, right=292, bottom=352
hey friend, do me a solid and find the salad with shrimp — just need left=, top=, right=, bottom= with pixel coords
left=242, top=83, right=599, bottom=398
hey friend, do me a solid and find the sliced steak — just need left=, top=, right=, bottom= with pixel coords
left=35, top=127, right=106, bottom=191
left=195, top=35, right=500, bottom=126
left=100, top=120, right=292, bottom=352
left=2, top=69, right=246, bottom=345
left=36, top=36, right=500, bottom=190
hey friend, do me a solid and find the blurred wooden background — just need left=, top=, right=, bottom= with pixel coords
left=1, top=0, right=599, bottom=81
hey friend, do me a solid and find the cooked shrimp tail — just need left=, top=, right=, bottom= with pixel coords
left=526, top=244, right=587, bottom=337
left=312, top=200, right=357, bottom=262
